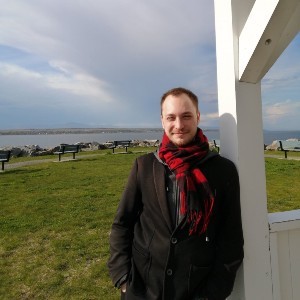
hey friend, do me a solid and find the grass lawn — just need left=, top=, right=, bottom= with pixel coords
left=0, top=149, right=299, bottom=299
left=265, top=157, right=300, bottom=212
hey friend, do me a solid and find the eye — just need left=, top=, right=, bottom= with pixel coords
left=166, top=116, right=175, bottom=121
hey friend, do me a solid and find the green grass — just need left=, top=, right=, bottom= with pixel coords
left=265, top=157, right=300, bottom=212
left=1, top=151, right=147, bottom=299
left=0, top=150, right=299, bottom=299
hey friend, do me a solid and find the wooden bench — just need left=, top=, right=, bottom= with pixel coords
left=0, top=150, right=11, bottom=171
left=213, top=139, right=220, bottom=153
left=278, top=140, right=300, bottom=158
left=109, top=140, right=131, bottom=153
left=54, top=144, right=80, bottom=161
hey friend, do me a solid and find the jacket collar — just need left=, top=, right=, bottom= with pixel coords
left=153, top=156, right=173, bottom=233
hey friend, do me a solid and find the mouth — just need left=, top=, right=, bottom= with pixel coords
left=172, top=132, right=186, bottom=136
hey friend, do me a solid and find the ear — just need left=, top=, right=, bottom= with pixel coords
left=161, top=115, right=165, bottom=129
left=197, top=111, right=200, bottom=124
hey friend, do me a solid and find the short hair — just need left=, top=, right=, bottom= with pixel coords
left=160, top=87, right=199, bottom=114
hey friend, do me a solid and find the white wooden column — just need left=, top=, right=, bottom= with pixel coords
left=214, top=0, right=273, bottom=299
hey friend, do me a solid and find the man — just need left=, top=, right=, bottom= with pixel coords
left=108, top=87, right=244, bottom=300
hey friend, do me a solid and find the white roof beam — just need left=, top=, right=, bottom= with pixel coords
left=239, top=0, right=300, bottom=83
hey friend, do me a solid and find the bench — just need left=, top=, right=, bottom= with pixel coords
left=54, top=144, right=80, bottom=161
left=0, top=150, right=11, bottom=171
left=213, top=139, right=220, bottom=153
left=278, top=140, right=300, bottom=158
left=109, top=140, right=131, bottom=153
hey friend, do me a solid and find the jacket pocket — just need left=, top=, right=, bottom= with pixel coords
left=129, top=242, right=151, bottom=296
left=188, top=264, right=210, bottom=296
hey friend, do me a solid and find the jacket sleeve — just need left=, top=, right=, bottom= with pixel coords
left=205, top=162, right=244, bottom=300
left=107, top=159, right=142, bottom=286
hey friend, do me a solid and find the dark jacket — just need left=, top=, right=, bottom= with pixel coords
left=108, top=152, right=244, bottom=300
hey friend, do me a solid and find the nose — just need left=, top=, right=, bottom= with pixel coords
left=174, top=117, right=184, bottom=130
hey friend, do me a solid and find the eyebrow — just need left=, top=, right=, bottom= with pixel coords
left=163, top=112, right=194, bottom=118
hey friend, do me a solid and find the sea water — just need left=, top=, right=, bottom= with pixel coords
left=0, top=129, right=299, bottom=148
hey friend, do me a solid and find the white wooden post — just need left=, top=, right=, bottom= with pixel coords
left=214, top=0, right=273, bottom=299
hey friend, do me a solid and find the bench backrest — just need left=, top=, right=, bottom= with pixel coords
left=279, top=140, right=300, bottom=150
left=0, top=150, right=11, bottom=161
left=113, top=140, right=131, bottom=146
left=57, top=144, right=80, bottom=153
left=64, top=145, right=80, bottom=152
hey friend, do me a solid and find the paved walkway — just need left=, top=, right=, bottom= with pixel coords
left=264, top=154, right=300, bottom=160
left=2, top=153, right=102, bottom=171
left=2, top=152, right=299, bottom=172
left=2, top=151, right=151, bottom=171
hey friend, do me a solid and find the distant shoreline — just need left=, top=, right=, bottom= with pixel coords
left=0, top=127, right=300, bottom=135
left=1, top=128, right=299, bottom=149
left=1, top=127, right=299, bottom=136
left=0, top=128, right=164, bottom=135
left=0, top=127, right=219, bottom=136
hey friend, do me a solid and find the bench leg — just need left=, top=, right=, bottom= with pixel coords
left=125, top=146, right=128, bottom=152
left=284, top=151, right=287, bottom=159
left=58, top=153, right=61, bottom=161
left=1, top=161, right=4, bottom=171
left=112, top=148, right=115, bottom=153
left=73, top=153, right=75, bottom=159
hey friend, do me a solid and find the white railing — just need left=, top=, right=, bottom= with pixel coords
left=269, top=209, right=300, bottom=300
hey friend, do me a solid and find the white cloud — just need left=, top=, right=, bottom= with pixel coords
left=262, top=67, right=300, bottom=92
left=262, top=36, right=300, bottom=93
left=261, top=35, right=300, bottom=130
left=0, top=2, right=60, bottom=56
left=0, top=0, right=214, bottom=66
left=47, top=61, right=113, bottom=101
left=0, top=62, right=42, bottom=80
left=264, top=100, right=300, bottom=119
left=263, top=100, right=300, bottom=129
left=0, top=0, right=299, bottom=130
left=0, top=61, right=114, bottom=103
left=200, top=112, right=219, bottom=128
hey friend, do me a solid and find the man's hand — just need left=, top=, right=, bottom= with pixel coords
left=121, top=283, right=127, bottom=293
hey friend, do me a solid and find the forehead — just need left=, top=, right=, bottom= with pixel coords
left=162, top=94, right=198, bottom=114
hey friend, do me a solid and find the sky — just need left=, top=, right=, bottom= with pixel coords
left=0, top=0, right=299, bottom=131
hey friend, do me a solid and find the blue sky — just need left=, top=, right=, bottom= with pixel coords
left=0, top=0, right=299, bottom=130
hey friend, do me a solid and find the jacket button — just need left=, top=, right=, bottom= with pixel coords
left=166, top=269, right=173, bottom=276
left=171, top=238, right=177, bottom=244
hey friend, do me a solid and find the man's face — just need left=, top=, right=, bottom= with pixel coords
left=161, top=93, right=200, bottom=147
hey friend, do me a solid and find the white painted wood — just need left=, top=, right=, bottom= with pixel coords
left=289, top=229, right=300, bottom=299
left=239, top=0, right=279, bottom=80
left=269, top=209, right=300, bottom=224
left=214, top=1, right=273, bottom=299
left=269, top=232, right=281, bottom=300
left=269, top=211, right=300, bottom=299
left=214, top=0, right=300, bottom=298
left=277, top=231, right=293, bottom=300
left=269, top=209, right=300, bottom=232
left=239, top=0, right=300, bottom=83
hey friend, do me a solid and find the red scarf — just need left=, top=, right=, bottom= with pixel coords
left=158, top=128, right=214, bottom=235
